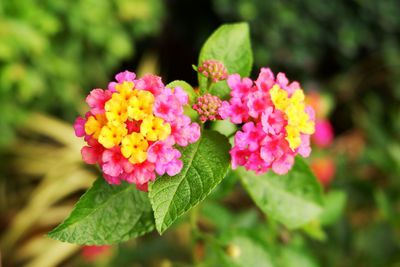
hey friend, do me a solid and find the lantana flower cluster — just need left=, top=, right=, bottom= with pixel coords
left=198, top=60, right=229, bottom=82
left=192, top=94, right=222, bottom=122
left=74, top=71, right=200, bottom=191
left=219, top=68, right=315, bottom=175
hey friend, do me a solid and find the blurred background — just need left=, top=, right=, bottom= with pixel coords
left=1, top=0, right=400, bottom=266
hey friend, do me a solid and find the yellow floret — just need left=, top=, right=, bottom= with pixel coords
left=140, top=115, right=171, bottom=141
left=285, top=125, right=301, bottom=151
left=299, top=119, right=315, bottom=135
left=127, top=90, right=154, bottom=121
left=84, top=114, right=107, bottom=139
left=121, top=132, right=148, bottom=164
left=105, top=94, right=129, bottom=125
left=270, top=84, right=289, bottom=111
left=115, top=81, right=136, bottom=101
left=291, top=89, right=305, bottom=103
left=98, top=123, right=128, bottom=149
left=270, top=85, right=315, bottom=150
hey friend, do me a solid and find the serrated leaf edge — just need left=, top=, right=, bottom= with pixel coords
left=47, top=180, right=155, bottom=245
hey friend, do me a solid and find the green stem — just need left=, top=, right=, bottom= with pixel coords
left=267, top=216, right=279, bottom=243
left=189, top=205, right=200, bottom=263
left=190, top=205, right=199, bottom=233
left=206, top=78, right=213, bottom=94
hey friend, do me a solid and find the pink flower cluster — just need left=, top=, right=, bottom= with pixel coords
left=198, top=60, right=229, bottom=82
left=193, top=94, right=222, bottom=122
left=312, top=119, right=334, bottom=148
left=219, top=68, right=315, bottom=175
left=74, top=71, right=200, bottom=191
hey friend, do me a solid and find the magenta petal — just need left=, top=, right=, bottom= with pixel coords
left=166, top=159, right=183, bottom=176
left=272, top=154, right=294, bottom=175
left=276, top=72, right=289, bottom=87
left=172, top=86, right=189, bottom=105
left=102, top=162, right=122, bottom=177
left=227, top=74, right=242, bottom=91
left=188, top=123, right=200, bottom=143
left=115, top=70, right=136, bottom=83
left=103, top=173, right=122, bottom=185
left=74, top=117, right=87, bottom=137
left=81, top=146, right=100, bottom=164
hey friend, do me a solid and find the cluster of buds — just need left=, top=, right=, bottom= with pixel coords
left=198, top=60, right=229, bottom=82
left=192, top=94, right=222, bottom=122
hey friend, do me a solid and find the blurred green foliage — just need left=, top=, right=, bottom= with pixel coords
left=212, top=0, right=400, bottom=82
left=0, top=0, right=164, bottom=147
left=2, top=0, right=400, bottom=266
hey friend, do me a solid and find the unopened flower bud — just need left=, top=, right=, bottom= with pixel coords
left=192, top=94, right=223, bottom=122
left=225, top=243, right=241, bottom=259
left=198, top=60, right=228, bottom=82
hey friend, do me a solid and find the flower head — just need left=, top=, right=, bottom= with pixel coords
left=220, top=68, right=315, bottom=175
left=74, top=71, right=200, bottom=191
left=198, top=60, right=229, bottom=82
left=192, top=94, right=223, bottom=122
left=312, top=119, right=334, bottom=148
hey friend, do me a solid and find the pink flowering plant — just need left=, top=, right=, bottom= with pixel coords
left=47, top=23, right=325, bottom=256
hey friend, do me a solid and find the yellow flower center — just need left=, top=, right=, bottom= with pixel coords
left=83, top=81, right=171, bottom=163
left=270, top=84, right=315, bottom=151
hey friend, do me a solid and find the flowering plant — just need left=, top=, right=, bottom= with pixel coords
left=47, top=23, right=325, bottom=256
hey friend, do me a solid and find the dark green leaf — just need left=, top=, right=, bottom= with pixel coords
left=198, top=22, right=253, bottom=99
left=47, top=178, right=154, bottom=245
left=240, top=157, right=324, bottom=229
left=320, top=190, right=347, bottom=225
left=149, top=130, right=231, bottom=234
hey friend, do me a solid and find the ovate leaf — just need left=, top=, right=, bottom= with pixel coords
left=198, top=22, right=253, bottom=99
left=240, top=157, right=324, bottom=229
left=149, top=130, right=231, bottom=234
left=47, top=178, right=155, bottom=245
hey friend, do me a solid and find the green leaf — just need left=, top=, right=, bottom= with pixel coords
left=281, top=245, right=319, bottom=267
left=217, top=229, right=276, bottom=267
left=320, top=190, right=347, bottom=225
left=165, top=80, right=197, bottom=104
left=302, top=219, right=327, bottom=241
left=207, top=169, right=238, bottom=200
left=201, top=202, right=259, bottom=230
left=198, top=22, right=253, bottom=99
left=149, top=130, right=231, bottom=234
left=239, top=157, right=324, bottom=229
left=47, top=178, right=154, bottom=245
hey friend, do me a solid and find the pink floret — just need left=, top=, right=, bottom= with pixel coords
left=108, top=70, right=136, bottom=92
left=86, top=89, right=112, bottom=114
left=312, top=119, right=334, bottom=148
left=74, top=117, right=87, bottom=137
